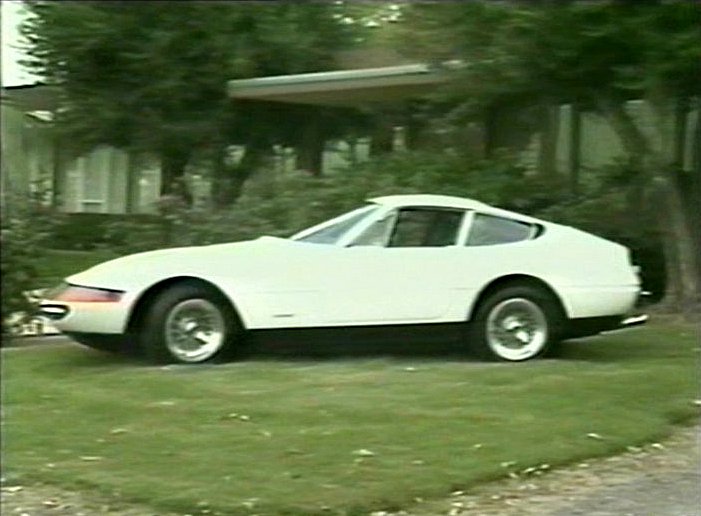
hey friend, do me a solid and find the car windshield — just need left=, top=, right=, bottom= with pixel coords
left=291, top=205, right=379, bottom=245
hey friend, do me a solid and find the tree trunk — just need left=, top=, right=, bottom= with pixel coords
left=51, top=136, right=65, bottom=211
left=211, top=145, right=235, bottom=209
left=598, top=100, right=648, bottom=166
left=568, top=103, right=581, bottom=196
left=124, top=153, right=140, bottom=214
left=537, top=103, right=560, bottom=177
left=369, top=117, right=394, bottom=157
left=160, top=148, right=191, bottom=204
left=405, top=116, right=423, bottom=151
left=675, top=99, right=701, bottom=290
left=656, top=176, right=700, bottom=310
left=295, top=115, right=324, bottom=176
left=211, top=136, right=272, bottom=209
left=690, top=101, right=701, bottom=282
left=235, top=141, right=268, bottom=193
left=694, top=99, right=701, bottom=176
left=346, top=136, right=358, bottom=166
left=599, top=99, right=700, bottom=310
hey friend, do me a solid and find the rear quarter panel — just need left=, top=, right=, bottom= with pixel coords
left=457, top=223, right=640, bottom=320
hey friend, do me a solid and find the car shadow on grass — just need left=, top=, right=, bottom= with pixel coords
left=40, top=328, right=668, bottom=370
left=553, top=327, right=689, bottom=363
left=247, top=336, right=471, bottom=359
left=64, top=337, right=482, bottom=370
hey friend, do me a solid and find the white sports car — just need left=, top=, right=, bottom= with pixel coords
left=40, top=194, right=647, bottom=364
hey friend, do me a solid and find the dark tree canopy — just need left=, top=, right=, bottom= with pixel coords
left=399, top=0, right=700, bottom=308
left=20, top=1, right=359, bottom=191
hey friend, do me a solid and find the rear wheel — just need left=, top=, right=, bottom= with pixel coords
left=139, top=283, right=240, bottom=364
left=471, top=285, right=561, bottom=361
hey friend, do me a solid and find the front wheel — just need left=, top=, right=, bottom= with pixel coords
left=470, top=286, right=560, bottom=361
left=139, top=284, right=239, bottom=364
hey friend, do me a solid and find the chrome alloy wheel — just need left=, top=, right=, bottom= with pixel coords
left=164, top=298, right=226, bottom=363
left=486, top=298, right=548, bottom=361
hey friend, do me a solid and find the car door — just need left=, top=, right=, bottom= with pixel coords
left=320, top=207, right=471, bottom=324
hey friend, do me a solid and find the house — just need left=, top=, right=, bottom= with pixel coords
left=228, top=63, right=699, bottom=178
left=1, top=84, right=161, bottom=214
left=3, top=70, right=697, bottom=214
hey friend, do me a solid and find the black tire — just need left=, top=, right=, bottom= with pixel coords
left=470, top=285, right=562, bottom=362
left=138, top=283, right=241, bottom=364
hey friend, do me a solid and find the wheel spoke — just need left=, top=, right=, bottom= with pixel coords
left=164, top=299, right=226, bottom=363
left=485, top=297, right=548, bottom=361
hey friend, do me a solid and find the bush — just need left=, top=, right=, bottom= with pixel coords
left=217, top=149, right=553, bottom=242
left=50, top=212, right=164, bottom=251
left=68, top=150, right=594, bottom=252
left=1, top=193, right=65, bottom=335
left=1, top=221, right=40, bottom=334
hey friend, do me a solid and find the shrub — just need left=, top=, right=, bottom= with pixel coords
left=1, top=192, right=65, bottom=336
left=49, top=213, right=164, bottom=251
left=68, top=150, right=573, bottom=251
left=217, top=149, right=554, bottom=242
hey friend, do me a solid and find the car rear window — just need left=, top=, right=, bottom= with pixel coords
left=466, top=213, right=536, bottom=246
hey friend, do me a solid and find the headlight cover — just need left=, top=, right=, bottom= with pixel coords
left=47, top=283, right=124, bottom=303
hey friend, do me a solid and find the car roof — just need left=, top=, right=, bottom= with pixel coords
left=369, top=194, right=490, bottom=211
left=368, top=194, right=548, bottom=225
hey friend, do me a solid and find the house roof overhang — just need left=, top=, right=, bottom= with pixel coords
left=1, top=83, right=61, bottom=111
left=227, top=64, right=449, bottom=108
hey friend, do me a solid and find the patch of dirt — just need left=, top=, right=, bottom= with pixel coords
left=0, top=484, right=184, bottom=516
left=2, top=422, right=699, bottom=516
left=399, top=420, right=701, bottom=516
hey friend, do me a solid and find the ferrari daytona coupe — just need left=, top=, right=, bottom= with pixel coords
left=39, top=194, right=647, bottom=364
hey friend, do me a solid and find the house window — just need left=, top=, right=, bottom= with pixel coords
left=81, top=200, right=105, bottom=213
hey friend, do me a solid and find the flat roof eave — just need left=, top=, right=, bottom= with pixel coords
left=227, top=64, right=449, bottom=107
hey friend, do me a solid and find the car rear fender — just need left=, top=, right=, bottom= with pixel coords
left=467, top=274, right=569, bottom=321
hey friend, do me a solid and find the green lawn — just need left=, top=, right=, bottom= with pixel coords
left=2, top=323, right=699, bottom=515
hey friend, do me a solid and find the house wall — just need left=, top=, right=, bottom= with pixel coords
left=313, top=100, right=699, bottom=176
left=59, top=148, right=163, bottom=214
left=0, top=104, right=54, bottom=200
left=2, top=84, right=167, bottom=214
left=4, top=86, right=696, bottom=214
left=1, top=104, right=161, bottom=214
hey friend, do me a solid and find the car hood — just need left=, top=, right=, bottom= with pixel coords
left=66, top=236, right=308, bottom=291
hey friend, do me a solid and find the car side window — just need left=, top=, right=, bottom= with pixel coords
left=351, top=213, right=396, bottom=247
left=389, top=208, right=464, bottom=247
left=466, top=213, right=534, bottom=246
left=294, top=206, right=377, bottom=245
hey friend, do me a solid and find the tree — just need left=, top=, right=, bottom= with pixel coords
left=20, top=1, right=358, bottom=201
left=400, top=1, right=701, bottom=310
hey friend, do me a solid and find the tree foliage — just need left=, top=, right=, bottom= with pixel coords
left=399, top=0, right=701, bottom=309
left=401, top=2, right=699, bottom=108
left=20, top=1, right=359, bottom=195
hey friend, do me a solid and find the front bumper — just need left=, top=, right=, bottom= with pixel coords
left=38, top=300, right=130, bottom=334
